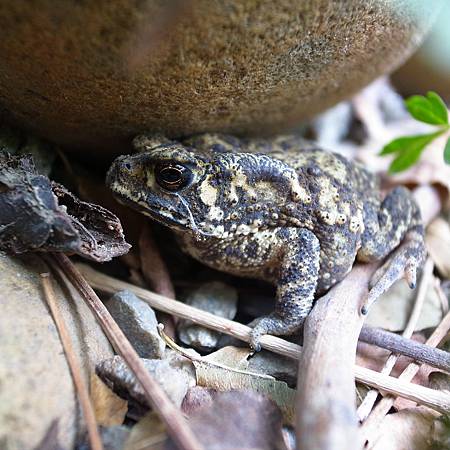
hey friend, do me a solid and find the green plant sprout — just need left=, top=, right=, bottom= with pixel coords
left=380, top=91, right=450, bottom=173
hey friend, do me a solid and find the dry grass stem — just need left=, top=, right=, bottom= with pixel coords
left=361, top=308, right=450, bottom=443
left=40, top=272, right=104, bottom=450
left=78, top=263, right=450, bottom=413
left=357, top=258, right=434, bottom=421
left=49, top=254, right=203, bottom=450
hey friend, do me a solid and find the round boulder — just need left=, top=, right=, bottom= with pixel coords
left=0, top=0, right=442, bottom=153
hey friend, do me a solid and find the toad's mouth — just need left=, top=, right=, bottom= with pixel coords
left=111, top=188, right=191, bottom=230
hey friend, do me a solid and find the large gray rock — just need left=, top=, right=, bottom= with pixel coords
left=0, top=1, right=442, bottom=152
left=0, top=252, right=114, bottom=449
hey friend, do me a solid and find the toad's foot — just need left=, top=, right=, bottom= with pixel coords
left=361, top=231, right=425, bottom=315
left=248, top=314, right=305, bottom=352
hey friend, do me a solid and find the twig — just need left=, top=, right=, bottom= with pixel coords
left=139, top=223, right=176, bottom=337
left=296, top=264, right=373, bottom=450
left=49, top=254, right=203, bottom=450
left=435, top=279, right=450, bottom=315
left=359, top=326, right=450, bottom=373
left=78, top=263, right=450, bottom=413
left=357, top=258, right=434, bottom=421
left=139, top=223, right=175, bottom=299
left=361, top=308, right=450, bottom=445
left=40, top=272, right=104, bottom=450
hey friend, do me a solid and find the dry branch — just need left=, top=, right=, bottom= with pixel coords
left=41, top=272, right=104, bottom=450
left=295, top=185, right=442, bottom=450
left=359, top=327, right=450, bottom=373
left=296, top=264, right=373, bottom=450
left=78, top=263, right=450, bottom=413
left=48, top=254, right=203, bottom=450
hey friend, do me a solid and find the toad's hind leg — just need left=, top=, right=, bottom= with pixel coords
left=249, top=228, right=320, bottom=351
left=357, top=186, right=425, bottom=313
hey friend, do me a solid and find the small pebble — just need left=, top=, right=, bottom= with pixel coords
left=177, top=281, right=238, bottom=352
left=97, top=355, right=195, bottom=409
left=106, top=290, right=165, bottom=359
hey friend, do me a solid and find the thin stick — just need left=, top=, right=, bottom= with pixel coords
left=40, top=273, right=104, bottom=450
left=78, top=263, right=450, bottom=413
left=50, top=254, right=203, bottom=450
left=357, top=258, right=434, bottom=421
left=139, top=223, right=176, bottom=338
left=359, top=327, right=450, bottom=373
left=361, top=308, right=450, bottom=443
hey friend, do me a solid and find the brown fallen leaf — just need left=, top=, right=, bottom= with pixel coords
left=426, top=218, right=450, bottom=279
left=90, top=373, right=128, bottom=427
left=367, top=407, right=441, bottom=450
left=364, top=280, right=443, bottom=332
left=0, top=153, right=130, bottom=261
left=124, top=412, right=167, bottom=450
left=161, top=330, right=296, bottom=423
left=181, top=386, right=217, bottom=415
left=167, top=390, right=286, bottom=450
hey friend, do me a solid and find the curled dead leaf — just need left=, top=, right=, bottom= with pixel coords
left=426, top=218, right=450, bottom=278
left=90, top=373, right=128, bottom=427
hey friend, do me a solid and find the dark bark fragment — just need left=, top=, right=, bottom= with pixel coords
left=0, top=153, right=130, bottom=261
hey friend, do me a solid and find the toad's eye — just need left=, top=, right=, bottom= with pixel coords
left=155, top=163, right=192, bottom=191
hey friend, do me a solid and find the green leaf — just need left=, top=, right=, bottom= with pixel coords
left=426, top=91, right=449, bottom=125
left=406, top=92, right=449, bottom=125
left=406, top=92, right=448, bottom=125
left=380, top=131, right=444, bottom=156
left=444, top=137, right=450, bottom=165
left=388, top=145, right=424, bottom=173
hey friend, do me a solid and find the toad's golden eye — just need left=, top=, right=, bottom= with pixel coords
left=155, top=163, right=193, bottom=191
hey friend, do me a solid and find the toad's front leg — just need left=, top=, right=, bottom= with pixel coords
left=249, top=228, right=320, bottom=351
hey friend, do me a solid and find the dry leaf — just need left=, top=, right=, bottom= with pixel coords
left=426, top=218, right=450, bottom=278
left=365, top=279, right=443, bottom=332
left=124, top=412, right=167, bottom=450
left=90, top=373, right=128, bottom=427
left=367, top=407, right=440, bottom=450
left=181, top=386, right=217, bottom=415
left=171, top=344, right=296, bottom=423
left=166, top=390, right=285, bottom=450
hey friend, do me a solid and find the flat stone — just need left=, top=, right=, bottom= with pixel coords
left=178, top=281, right=238, bottom=352
left=0, top=252, right=114, bottom=449
left=105, top=290, right=165, bottom=359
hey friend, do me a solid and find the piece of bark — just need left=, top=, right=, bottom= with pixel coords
left=0, top=153, right=130, bottom=261
left=296, top=264, right=374, bottom=450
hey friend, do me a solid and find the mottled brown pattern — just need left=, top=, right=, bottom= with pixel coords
left=107, top=133, right=425, bottom=349
left=0, top=1, right=441, bottom=151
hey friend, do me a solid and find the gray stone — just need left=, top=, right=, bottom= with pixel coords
left=247, top=350, right=298, bottom=388
left=178, top=282, right=238, bottom=352
left=106, top=290, right=165, bottom=359
left=97, top=355, right=195, bottom=409
left=0, top=252, right=114, bottom=450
